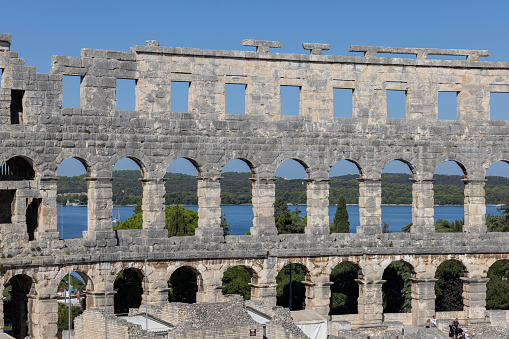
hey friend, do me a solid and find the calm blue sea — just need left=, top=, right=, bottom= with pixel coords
left=56, top=205, right=503, bottom=239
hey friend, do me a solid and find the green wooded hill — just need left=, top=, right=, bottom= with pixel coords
left=56, top=171, right=509, bottom=206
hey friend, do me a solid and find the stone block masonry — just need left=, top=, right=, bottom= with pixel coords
left=0, top=34, right=509, bottom=338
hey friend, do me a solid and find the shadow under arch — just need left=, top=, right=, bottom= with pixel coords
left=113, top=268, right=144, bottom=315
left=168, top=266, right=202, bottom=304
left=382, top=260, right=415, bottom=313
left=4, top=274, right=34, bottom=339
left=0, top=156, right=36, bottom=181
left=221, top=265, right=255, bottom=300
left=486, top=259, right=509, bottom=310
left=330, top=261, right=362, bottom=315
left=276, top=262, right=310, bottom=311
left=435, top=259, right=466, bottom=312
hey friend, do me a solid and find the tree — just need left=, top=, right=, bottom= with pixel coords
left=486, top=260, right=509, bottom=310
left=57, top=302, right=83, bottom=331
left=487, top=198, right=509, bottom=232
left=330, top=196, right=349, bottom=233
left=435, top=260, right=464, bottom=311
left=330, top=262, right=358, bottom=315
left=222, top=266, right=251, bottom=300
left=276, top=264, right=306, bottom=310
left=168, top=267, right=197, bottom=303
left=167, top=205, right=186, bottom=237
left=274, top=200, right=305, bottom=234
left=382, top=222, right=391, bottom=233
left=58, top=275, right=85, bottom=292
left=382, top=261, right=412, bottom=313
left=221, top=212, right=232, bottom=236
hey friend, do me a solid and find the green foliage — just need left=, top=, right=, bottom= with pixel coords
left=113, top=212, right=143, bottom=230
left=274, top=200, right=305, bottom=234
left=113, top=269, right=143, bottom=314
left=382, top=261, right=412, bottom=313
left=435, top=219, right=463, bottom=232
left=3, top=283, right=12, bottom=302
left=58, top=275, right=85, bottom=291
left=486, top=260, right=509, bottom=310
left=57, top=302, right=83, bottom=331
left=167, top=205, right=186, bottom=237
left=168, top=267, right=197, bottom=303
left=330, top=262, right=358, bottom=315
left=221, top=266, right=251, bottom=300
left=435, top=260, right=465, bottom=311
left=330, top=196, right=349, bottom=233
left=382, top=222, right=391, bottom=233
left=487, top=198, right=509, bottom=232
left=402, top=222, right=412, bottom=233
left=276, top=264, right=306, bottom=310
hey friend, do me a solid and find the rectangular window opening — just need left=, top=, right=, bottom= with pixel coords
left=62, top=75, right=81, bottom=108
left=171, top=81, right=190, bottom=113
left=116, top=78, right=136, bottom=111
left=10, top=89, right=24, bottom=124
left=0, top=68, right=3, bottom=88
left=225, top=83, right=246, bottom=115
left=333, top=88, right=353, bottom=117
left=377, top=53, right=416, bottom=60
left=386, top=90, right=407, bottom=119
left=490, top=92, right=509, bottom=121
left=428, top=55, right=466, bottom=61
left=280, top=85, right=300, bottom=116
left=438, top=91, right=458, bottom=120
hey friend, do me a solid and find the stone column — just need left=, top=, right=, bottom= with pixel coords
left=250, top=177, right=278, bottom=236
left=356, top=279, right=385, bottom=326
left=86, top=291, right=116, bottom=314
left=84, top=177, right=116, bottom=243
left=357, top=178, right=382, bottom=234
left=29, top=294, right=58, bottom=339
left=250, top=256, right=278, bottom=306
left=410, top=278, right=437, bottom=326
left=140, top=178, right=167, bottom=239
left=195, top=176, right=223, bottom=238
left=304, top=278, right=333, bottom=318
left=80, top=75, right=116, bottom=111
left=35, top=176, right=59, bottom=240
left=196, top=269, right=223, bottom=303
left=463, top=179, right=487, bottom=233
left=461, top=277, right=489, bottom=322
left=306, top=179, right=330, bottom=235
left=142, top=269, right=169, bottom=306
left=411, top=179, right=435, bottom=234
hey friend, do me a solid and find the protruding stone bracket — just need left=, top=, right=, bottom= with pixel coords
left=0, top=33, right=11, bottom=52
left=242, top=39, right=281, bottom=53
left=146, top=40, right=159, bottom=47
left=461, top=178, right=488, bottom=184
left=302, top=43, right=330, bottom=55
left=349, top=45, right=489, bottom=61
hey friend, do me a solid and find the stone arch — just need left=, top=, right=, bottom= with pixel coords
left=109, top=153, right=150, bottom=178
left=113, top=267, right=144, bottom=314
left=486, top=259, right=509, bottom=310
left=276, top=261, right=310, bottom=311
left=328, top=158, right=364, bottom=177
left=53, top=266, right=95, bottom=293
left=381, top=260, right=415, bottom=313
left=221, top=265, right=255, bottom=300
left=330, top=261, right=362, bottom=315
left=4, top=274, right=34, bottom=339
left=433, top=157, right=469, bottom=177
left=219, top=156, right=260, bottom=177
left=272, top=156, right=311, bottom=178
left=379, top=156, right=416, bottom=177
left=0, top=150, right=41, bottom=178
left=168, top=265, right=202, bottom=304
left=434, top=259, right=467, bottom=312
left=482, top=157, right=509, bottom=176
left=0, top=156, right=36, bottom=181
left=55, top=152, right=93, bottom=177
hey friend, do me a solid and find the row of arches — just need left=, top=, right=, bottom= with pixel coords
left=3, top=258, right=509, bottom=337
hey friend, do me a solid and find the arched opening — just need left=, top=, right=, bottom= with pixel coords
left=485, top=161, right=509, bottom=232
left=433, top=161, right=466, bottom=232
left=486, top=259, right=509, bottom=310
left=164, top=158, right=200, bottom=237
left=221, top=266, right=253, bottom=300
left=382, top=261, right=413, bottom=313
left=168, top=266, right=199, bottom=304
left=57, top=158, right=88, bottom=239
left=56, top=272, right=88, bottom=332
left=113, top=268, right=143, bottom=315
left=381, top=160, right=413, bottom=233
left=276, top=263, right=308, bottom=311
left=275, top=159, right=308, bottom=234
left=221, top=159, right=254, bottom=235
left=435, top=260, right=465, bottom=312
left=112, top=158, right=143, bottom=230
left=329, top=262, right=361, bottom=315
left=3, top=274, right=33, bottom=339
left=0, top=157, right=39, bottom=241
left=329, top=160, right=360, bottom=233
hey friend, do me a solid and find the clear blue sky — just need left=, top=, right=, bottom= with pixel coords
left=2, top=0, right=509, bottom=178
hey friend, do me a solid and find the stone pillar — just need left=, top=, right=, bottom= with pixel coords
left=461, top=277, right=489, bottom=322
left=410, top=278, right=437, bottom=326
left=196, top=269, right=223, bottom=303
left=80, top=75, right=116, bottom=111
left=304, top=278, right=333, bottom=318
left=411, top=179, right=435, bottom=234
left=84, top=177, right=116, bottom=243
left=86, top=291, right=116, bottom=314
left=356, top=279, right=385, bottom=326
left=250, top=256, right=278, bottom=306
left=250, top=177, right=278, bottom=236
left=195, top=176, right=223, bottom=238
left=463, top=179, right=487, bottom=233
left=306, top=179, right=330, bottom=235
left=29, top=294, right=58, bottom=339
left=142, top=270, right=169, bottom=306
left=357, top=178, right=382, bottom=234
left=35, top=176, right=59, bottom=240
left=140, top=178, right=167, bottom=240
